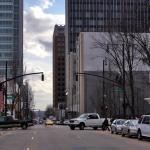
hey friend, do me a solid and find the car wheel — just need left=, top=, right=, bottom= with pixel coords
left=79, top=123, right=85, bottom=130
left=93, top=127, right=98, bottom=130
left=121, top=130, right=125, bottom=137
left=128, top=130, right=131, bottom=138
left=137, top=130, right=143, bottom=140
left=115, top=128, right=118, bottom=134
left=22, top=124, right=27, bottom=130
left=70, top=126, right=75, bottom=130
left=111, top=127, right=114, bottom=134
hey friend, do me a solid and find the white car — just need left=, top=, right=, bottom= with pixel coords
left=69, top=113, right=105, bottom=130
left=111, top=119, right=126, bottom=134
left=137, top=115, right=150, bottom=140
left=121, top=119, right=138, bottom=137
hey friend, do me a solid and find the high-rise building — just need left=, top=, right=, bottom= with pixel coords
left=53, top=25, right=66, bottom=110
left=0, top=0, right=23, bottom=79
left=65, top=0, right=150, bottom=114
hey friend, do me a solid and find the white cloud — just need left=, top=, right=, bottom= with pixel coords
left=24, top=6, right=65, bottom=58
left=40, top=0, right=55, bottom=9
left=24, top=3, right=65, bottom=110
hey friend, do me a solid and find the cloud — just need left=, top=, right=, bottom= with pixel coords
left=40, top=0, right=55, bottom=9
left=24, top=5, right=65, bottom=58
left=24, top=3, right=65, bottom=110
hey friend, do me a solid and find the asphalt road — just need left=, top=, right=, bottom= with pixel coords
left=0, top=125, right=150, bottom=150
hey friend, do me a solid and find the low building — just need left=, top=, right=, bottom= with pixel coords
left=75, top=32, right=150, bottom=117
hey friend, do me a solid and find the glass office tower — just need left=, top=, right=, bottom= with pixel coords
left=0, top=0, right=23, bottom=79
left=65, top=0, right=150, bottom=114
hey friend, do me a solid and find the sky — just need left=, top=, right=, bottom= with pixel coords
left=24, top=0, right=65, bottom=110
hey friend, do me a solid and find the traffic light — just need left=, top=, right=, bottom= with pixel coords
left=75, top=74, right=78, bottom=81
left=41, top=74, right=44, bottom=81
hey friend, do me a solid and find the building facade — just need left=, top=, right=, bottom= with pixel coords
left=0, top=0, right=23, bottom=79
left=65, top=0, right=150, bottom=115
left=76, top=32, right=150, bottom=117
left=53, top=25, right=66, bottom=111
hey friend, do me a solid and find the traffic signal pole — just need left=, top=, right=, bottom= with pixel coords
left=2, top=72, right=44, bottom=116
left=5, top=61, right=7, bottom=116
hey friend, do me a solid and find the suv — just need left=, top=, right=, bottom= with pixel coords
left=69, top=113, right=105, bottom=130
left=137, top=115, right=150, bottom=140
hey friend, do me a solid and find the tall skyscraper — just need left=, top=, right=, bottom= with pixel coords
left=0, top=0, right=23, bottom=79
left=53, top=25, right=66, bottom=110
left=65, top=0, right=150, bottom=114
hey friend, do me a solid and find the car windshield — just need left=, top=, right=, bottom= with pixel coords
left=131, top=120, right=138, bottom=126
left=79, top=114, right=88, bottom=118
left=117, top=120, right=125, bottom=125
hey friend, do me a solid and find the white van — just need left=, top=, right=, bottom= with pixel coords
left=137, top=115, right=150, bottom=140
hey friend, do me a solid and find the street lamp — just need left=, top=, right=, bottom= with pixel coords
left=102, top=58, right=107, bottom=116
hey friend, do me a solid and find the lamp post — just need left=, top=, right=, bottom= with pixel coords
left=102, top=58, right=107, bottom=116
left=4, top=61, right=7, bottom=116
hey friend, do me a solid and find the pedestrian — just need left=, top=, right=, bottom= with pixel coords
left=102, top=118, right=110, bottom=131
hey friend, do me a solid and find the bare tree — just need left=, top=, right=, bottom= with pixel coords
left=92, top=32, right=143, bottom=117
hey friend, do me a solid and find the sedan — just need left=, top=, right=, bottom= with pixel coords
left=111, top=119, right=126, bottom=134
left=121, top=119, right=138, bottom=137
left=45, top=119, right=54, bottom=126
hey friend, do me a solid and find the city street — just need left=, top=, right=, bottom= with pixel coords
left=0, top=125, right=150, bottom=150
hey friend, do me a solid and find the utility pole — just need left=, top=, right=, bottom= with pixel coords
left=102, top=59, right=105, bottom=116
left=72, top=87, right=73, bottom=118
left=5, top=61, right=7, bottom=116
left=122, top=44, right=126, bottom=118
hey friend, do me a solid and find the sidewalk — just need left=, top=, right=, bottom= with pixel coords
left=0, top=128, right=16, bottom=136
left=0, top=130, right=7, bottom=136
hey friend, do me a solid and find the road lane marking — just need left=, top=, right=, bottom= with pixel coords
left=32, top=137, right=34, bottom=140
left=33, top=131, right=37, bottom=135
left=26, top=148, right=29, bottom=150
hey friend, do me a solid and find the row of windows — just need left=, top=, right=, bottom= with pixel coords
left=0, top=5, right=13, bottom=10
left=0, top=44, right=12, bottom=49
left=0, top=13, right=12, bottom=19
left=0, top=52, right=13, bottom=58
left=0, top=21, right=13, bottom=27
left=0, top=28, right=12, bottom=33
left=70, top=1, right=149, bottom=5
left=0, top=36, right=12, bottom=41
left=0, top=68, right=13, bottom=76
left=0, top=0, right=12, bottom=2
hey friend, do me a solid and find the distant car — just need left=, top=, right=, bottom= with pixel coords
left=121, top=119, right=138, bottom=137
left=137, top=115, right=150, bottom=140
left=111, top=119, right=126, bottom=134
left=63, top=120, right=70, bottom=125
left=45, top=119, right=54, bottom=126
left=39, top=120, right=43, bottom=124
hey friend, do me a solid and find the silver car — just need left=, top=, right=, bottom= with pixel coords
left=111, top=119, right=126, bottom=134
left=121, top=119, right=138, bottom=137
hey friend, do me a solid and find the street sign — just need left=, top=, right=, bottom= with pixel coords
left=113, top=88, right=124, bottom=92
left=7, top=95, right=14, bottom=99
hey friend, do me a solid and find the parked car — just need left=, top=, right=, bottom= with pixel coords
left=63, top=120, right=70, bottom=125
left=69, top=113, right=105, bottom=130
left=137, top=115, right=150, bottom=140
left=121, top=119, right=138, bottom=137
left=0, top=116, right=33, bottom=130
left=45, top=119, right=54, bottom=126
left=111, top=119, right=126, bottom=134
